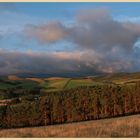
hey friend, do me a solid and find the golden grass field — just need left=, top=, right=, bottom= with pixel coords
left=8, top=75, right=23, bottom=81
left=0, top=115, right=140, bottom=138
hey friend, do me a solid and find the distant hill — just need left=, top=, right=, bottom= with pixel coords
left=92, top=72, right=140, bottom=84
left=16, top=71, right=101, bottom=78
left=11, top=71, right=140, bottom=79
left=96, top=72, right=140, bottom=79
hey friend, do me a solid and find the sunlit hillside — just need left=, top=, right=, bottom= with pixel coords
left=0, top=115, right=140, bottom=138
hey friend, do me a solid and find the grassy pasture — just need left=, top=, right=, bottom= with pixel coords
left=41, top=78, right=99, bottom=91
left=41, top=78, right=70, bottom=91
left=65, top=78, right=94, bottom=89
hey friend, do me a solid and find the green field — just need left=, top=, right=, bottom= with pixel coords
left=41, top=78, right=70, bottom=91
left=41, top=78, right=104, bottom=91
left=0, top=80, right=38, bottom=90
left=65, top=79, right=94, bottom=89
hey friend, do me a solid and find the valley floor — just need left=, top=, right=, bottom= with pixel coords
left=0, top=114, right=140, bottom=138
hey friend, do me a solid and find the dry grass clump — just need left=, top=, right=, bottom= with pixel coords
left=0, top=115, right=140, bottom=138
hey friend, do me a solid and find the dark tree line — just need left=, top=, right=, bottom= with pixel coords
left=0, top=82, right=140, bottom=128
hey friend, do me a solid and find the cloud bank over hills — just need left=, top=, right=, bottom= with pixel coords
left=0, top=5, right=140, bottom=76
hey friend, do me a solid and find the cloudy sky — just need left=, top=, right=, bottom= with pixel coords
left=0, top=2, right=140, bottom=76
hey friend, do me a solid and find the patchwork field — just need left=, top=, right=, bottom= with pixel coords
left=0, top=114, right=140, bottom=137
left=0, top=72, right=140, bottom=92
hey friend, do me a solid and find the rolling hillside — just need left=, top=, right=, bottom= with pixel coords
left=0, top=72, right=140, bottom=136
left=93, top=72, right=140, bottom=84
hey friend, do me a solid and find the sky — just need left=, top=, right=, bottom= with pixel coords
left=0, top=2, right=140, bottom=76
